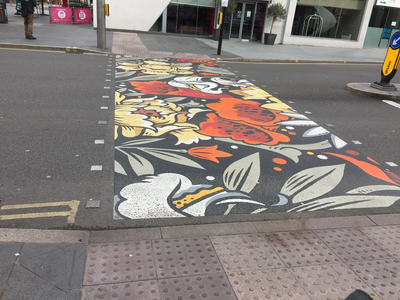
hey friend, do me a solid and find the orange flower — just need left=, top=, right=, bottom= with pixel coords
left=188, top=145, right=232, bottom=163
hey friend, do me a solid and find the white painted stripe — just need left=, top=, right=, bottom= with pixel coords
left=98, top=121, right=107, bottom=124
left=104, top=87, right=110, bottom=89
left=105, top=79, right=111, bottom=82
left=95, top=140, right=105, bottom=144
left=387, top=162, right=399, bottom=167
left=352, top=140, right=362, bottom=144
left=106, top=74, right=111, bottom=76
left=304, top=111, right=312, bottom=114
left=102, top=96, right=110, bottom=98
left=91, top=165, right=103, bottom=171
left=107, top=69, right=111, bottom=71
left=383, top=100, right=400, bottom=109
left=100, top=106, right=109, bottom=110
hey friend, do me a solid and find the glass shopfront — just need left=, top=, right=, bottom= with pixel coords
left=364, top=5, right=400, bottom=48
left=291, top=0, right=367, bottom=41
left=164, top=0, right=215, bottom=36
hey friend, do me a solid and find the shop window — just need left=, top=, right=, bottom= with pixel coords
left=291, top=0, right=366, bottom=41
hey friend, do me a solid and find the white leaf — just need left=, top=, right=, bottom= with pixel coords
left=331, top=134, right=347, bottom=149
left=128, top=153, right=154, bottom=176
left=115, top=160, right=127, bottom=176
left=223, top=153, right=260, bottom=193
left=303, top=127, right=330, bottom=138
left=281, top=164, right=345, bottom=203
left=276, top=120, right=318, bottom=126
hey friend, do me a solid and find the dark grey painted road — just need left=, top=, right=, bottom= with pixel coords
left=222, top=62, right=400, bottom=169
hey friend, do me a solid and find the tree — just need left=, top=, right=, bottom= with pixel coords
left=268, top=2, right=287, bottom=34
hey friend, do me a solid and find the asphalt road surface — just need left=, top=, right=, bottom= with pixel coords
left=0, top=49, right=399, bottom=229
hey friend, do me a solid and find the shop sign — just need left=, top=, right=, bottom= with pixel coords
left=51, top=7, right=73, bottom=23
left=74, top=8, right=91, bottom=24
left=376, top=0, right=400, bottom=9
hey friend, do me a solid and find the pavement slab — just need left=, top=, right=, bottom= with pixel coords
left=359, top=226, right=400, bottom=258
left=265, top=231, right=341, bottom=267
left=0, top=243, right=22, bottom=294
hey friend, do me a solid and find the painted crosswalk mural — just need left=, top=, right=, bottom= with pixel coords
left=113, top=56, right=400, bottom=220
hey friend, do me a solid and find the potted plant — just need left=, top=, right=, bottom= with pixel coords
left=265, top=2, right=287, bottom=45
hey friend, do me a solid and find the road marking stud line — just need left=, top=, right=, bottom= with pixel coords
left=95, top=139, right=105, bottom=144
left=86, top=200, right=101, bottom=208
left=386, top=162, right=399, bottom=167
left=101, top=107, right=109, bottom=110
left=91, top=165, right=103, bottom=171
left=98, top=121, right=107, bottom=125
left=102, top=96, right=110, bottom=98
left=352, top=140, right=362, bottom=145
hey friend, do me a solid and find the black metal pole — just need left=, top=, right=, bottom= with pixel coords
left=217, top=6, right=226, bottom=55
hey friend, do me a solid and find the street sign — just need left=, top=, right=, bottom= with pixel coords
left=222, top=0, right=228, bottom=7
left=371, top=31, right=400, bottom=90
left=376, top=0, right=400, bottom=9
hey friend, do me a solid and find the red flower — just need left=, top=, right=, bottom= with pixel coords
left=199, top=98, right=290, bottom=145
left=129, top=81, right=231, bottom=99
left=188, top=145, right=232, bottom=163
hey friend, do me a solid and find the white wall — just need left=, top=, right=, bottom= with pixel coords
left=93, top=0, right=171, bottom=31
left=281, top=0, right=375, bottom=49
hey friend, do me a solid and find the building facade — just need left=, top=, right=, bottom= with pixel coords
left=93, top=0, right=400, bottom=49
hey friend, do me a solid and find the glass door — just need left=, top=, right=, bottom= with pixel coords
left=241, top=3, right=255, bottom=40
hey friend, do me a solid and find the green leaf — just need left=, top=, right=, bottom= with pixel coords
left=128, top=153, right=154, bottom=176
left=139, top=148, right=205, bottom=170
left=115, top=160, right=127, bottom=176
left=223, top=153, right=260, bottom=193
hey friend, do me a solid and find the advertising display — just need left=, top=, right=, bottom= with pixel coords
left=74, top=8, right=91, bottom=24
left=376, top=0, right=400, bottom=9
left=51, top=7, right=73, bottom=23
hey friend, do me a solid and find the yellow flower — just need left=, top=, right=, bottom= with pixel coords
left=117, top=61, right=193, bottom=75
left=115, top=92, right=210, bottom=144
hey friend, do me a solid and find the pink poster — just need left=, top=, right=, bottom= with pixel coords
left=74, top=8, right=91, bottom=24
left=51, top=7, right=73, bottom=23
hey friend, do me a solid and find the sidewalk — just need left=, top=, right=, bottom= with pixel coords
left=1, top=214, right=400, bottom=300
left=0, top=3, right=388, bottom=63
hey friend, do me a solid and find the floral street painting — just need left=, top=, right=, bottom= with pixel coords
left=113, top=56, right=400, bottom=220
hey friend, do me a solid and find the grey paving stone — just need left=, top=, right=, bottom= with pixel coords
left=360, top=226, right=400, bottom=258
left=0, top=242, right=21, bottom=294
left=0, top=228, right=89, bottom=243
left=1, top=264, right=67, bottom=300
left=19, top=243, right=77, bottom=292
left=90, top=228, right=161, bottom=243
left=161, top=222, right=257, bottom=239
left=314, top=228, right=393, bottom=262
left=82, top=280, right=159, bottom=300
left=159, top=274, right=236, bottom=300
left=347, top=260, right=400, bottom=299
left=67, top=289, right=82, bottom=300
left=254, top=216, right=375, bottom=233
left=153, top=237, right=223, bottom=278
left=367, top=214, right=400, bottom=226
left=265, top=231, right=341, bottom=267
left=83, top=241, right=156, bottom=286
left=210, top=234, right=284, bottom=272
left=228, top=268, right=310, bottom=300
left=70, top=244, right=87, bottom=291
left=291, top=263, right=378, bottom=300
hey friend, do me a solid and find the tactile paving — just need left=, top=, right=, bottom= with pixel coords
left=158, top=273, right=236, bottom=300
left=347, top=259, right=400, bottom=299
left=291, top=263, right=378, bottom=300
left=228, top=268, right=310, bottom=300
left=266, top=231, right=340, bottom=267
left=152, top=237, right=223, bottom=278
left=82, top=280, right=159, bottom=300
left=210, top=234, right=284, bottom=271
left=314, top=228, right=393, bottom=262
left=83, top=241, right=156, bottom=285
left=360, top=226, right=400, bottom=258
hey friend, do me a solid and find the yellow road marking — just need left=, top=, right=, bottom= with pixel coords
left=0, top=200, right=80, bottom=224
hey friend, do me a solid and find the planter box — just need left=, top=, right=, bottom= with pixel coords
left=264, top=33, right=277, bottom=45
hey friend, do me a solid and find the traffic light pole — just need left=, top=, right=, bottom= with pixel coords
left=217, top=6, right=226, bottom=55
left=97, top=0, right=106, bottom=49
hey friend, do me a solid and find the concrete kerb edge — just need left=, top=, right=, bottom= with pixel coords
left=1, top=213, right=399, bottom=244
left=215, top=58, right=382, bottom=64
left=0, top=43, right=108, bottom=55
left=346, top=82, right=400, bottom=101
